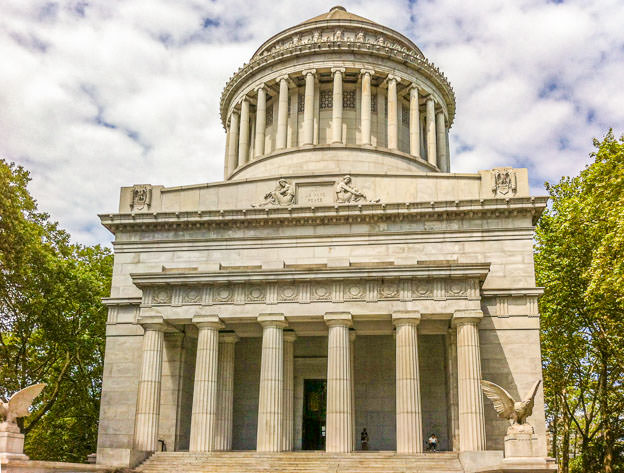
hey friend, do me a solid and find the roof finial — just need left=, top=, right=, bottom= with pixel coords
left=330, top=6, right=347, bottom=12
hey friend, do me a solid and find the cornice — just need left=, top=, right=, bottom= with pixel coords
left=131, top=262, right=489, bottom=308
left=131, top=262, right=492, bottom=286
left=99, top=196, right=548, bottom=235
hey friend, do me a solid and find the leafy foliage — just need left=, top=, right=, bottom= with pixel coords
left=536, top=131, right=624, bottom=473
left=0, top=159, right=112, bottom=462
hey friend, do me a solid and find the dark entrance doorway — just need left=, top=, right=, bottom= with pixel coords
left=302, top=379, right=326, bottom=450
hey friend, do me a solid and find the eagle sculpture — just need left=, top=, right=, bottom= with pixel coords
left=0, top=384, right=46, bottom=433
left=480, top=379, right=541, bottom=434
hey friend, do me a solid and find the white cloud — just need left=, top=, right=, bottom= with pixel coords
left=0, top=0, right=623, bottom=246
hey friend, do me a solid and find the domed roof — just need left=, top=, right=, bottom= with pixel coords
left=299, top=6, right=377, bottom=25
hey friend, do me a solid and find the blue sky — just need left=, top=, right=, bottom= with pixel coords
left=1, top=0, right=623, bottom=245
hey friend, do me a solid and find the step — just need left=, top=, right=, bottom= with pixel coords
left=136, top=451, right=464, bottom=473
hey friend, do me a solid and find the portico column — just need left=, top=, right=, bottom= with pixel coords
left=189, top=315, right=224, bottom=452
left=214, top=331, right=239, bottom=451
left=393, top=311, right=423, bottom=454
left=436, top=110, right=447, bottom=171
left=331, top=68, right=345, bottom=144
left=226, top=110, right=239, bottom=176
left=238, top=97, right=250, bottom=165
left=425, top=96, right=436, bottom=166
left=452, top=310, right=486, bottom=451
left=302, top=69, right=316, bottom=146
left=349, top=329, right=356, bottom=450
left=134, top=318, right=166, bottom=452
left=282, top=330, right=296, bottom=451
left=387, top=75, right=400, bottom=150
left=257, top=313, right=287, bottom=452
left=276, top=76, right=289, bottom=150
left=360, top=69, right=374, bottom=146
left=254, top=86, right=267, bottom=158
left=324, top=312, right=353, bottom=453
left=409, top=86, right=421, bottom=157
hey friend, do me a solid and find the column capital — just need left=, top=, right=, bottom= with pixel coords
left=257, top=313, right=288, bottom=328
left=331, top=67, right=345, bottom=75
left=360, top=68, right=374, bottom=76
left=392, top=310, right=421, bottom=326
left=230, top=108, right=240, bottom=116
left=219, top=330, right=239, bottom=343
left=425, top=95, right=435, bottom=103
left=283, top=329, right=297, bottom=343
left=137, top=315, right=167, bottom=331
left=409, top=84, right=420, bottom=93
left=276, top=74, right=290, bottom=83
left=254, top=84, right=267, bottom=93
left=192, top=314, right=225, bottom=330
left=324, top=312, right=352, bottom=327
left=451, top=309, right=483, bottom=327
left=302, top=69, right=316, bottom=76
left=386, top=74, right=401, bottom=84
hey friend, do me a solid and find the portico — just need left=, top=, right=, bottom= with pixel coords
left=127, top=262, right=488, bottom=454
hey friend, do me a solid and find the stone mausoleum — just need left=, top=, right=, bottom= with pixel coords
left=96, top=7, right=556, bottom=472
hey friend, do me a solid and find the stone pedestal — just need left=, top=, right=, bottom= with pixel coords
left=0, top=431, right=29, bottom=461
left=505, top=433, right=540, bottom=458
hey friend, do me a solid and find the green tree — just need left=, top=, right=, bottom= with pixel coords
left=0, top=159, right=112, bottom=462
left=536, top=131, right=624, bottom=473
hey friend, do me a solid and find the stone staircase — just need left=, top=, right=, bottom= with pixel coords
left=136, top=451, right=465, bottom=473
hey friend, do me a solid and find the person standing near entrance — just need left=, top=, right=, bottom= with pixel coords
left=360, top=428, right=369, bottom=450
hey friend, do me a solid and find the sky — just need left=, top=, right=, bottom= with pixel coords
left=1, top=0, right=623, bottom=246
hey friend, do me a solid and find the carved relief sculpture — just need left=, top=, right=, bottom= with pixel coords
left=335, top=175, right=380, bottom=203
left=492, top=168, right=517, bottom=196
left=130, top=184, right=152, bottom=210
left=253, top=179, right=296, bottom=207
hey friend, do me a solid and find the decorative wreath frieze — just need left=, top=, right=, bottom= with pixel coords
left=142, top=277, right=480, bottom=307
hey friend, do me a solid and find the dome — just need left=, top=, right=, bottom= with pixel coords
left=219, top=7, right=455, bottom=181
left=299, top=6, right=377, bottom=25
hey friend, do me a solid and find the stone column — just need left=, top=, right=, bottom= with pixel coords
left=282, top=330, right=296, bottom=451
left=360, top=69, right=373, bottom=146
left=446, top=330, right=460, bottom=451
left=254, top=86, right=267, bottom=158
left=276, top=76, right=289, bottom=150
left=386, top=75, right=400, bottom=150
left=349, top=329, right=356, bottom=450
left=226, top=110, right=240, bottom=176
left=425, top=97, right=436, bottom=166
left=409, top=86, right=421, bottom=157
left=257, top=313, right=287, bottom=452
left=452, top=310, right=486, bottom=451
left=436, top=110, right=447, bottom=171
left=238, top=97, right=250, bottom=166
left=331, top=68, right=345, bottom=144
left=134, top=318, right=166, bottom=452
left=393, top=311, right=423, bottom=454
left=214, top=331, right=239, bottom=451
left=189, top=315, right=224, bottom=452
left=324, top=312, right=353, bottom=453
left=302, top=69, right=316, bottom=146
